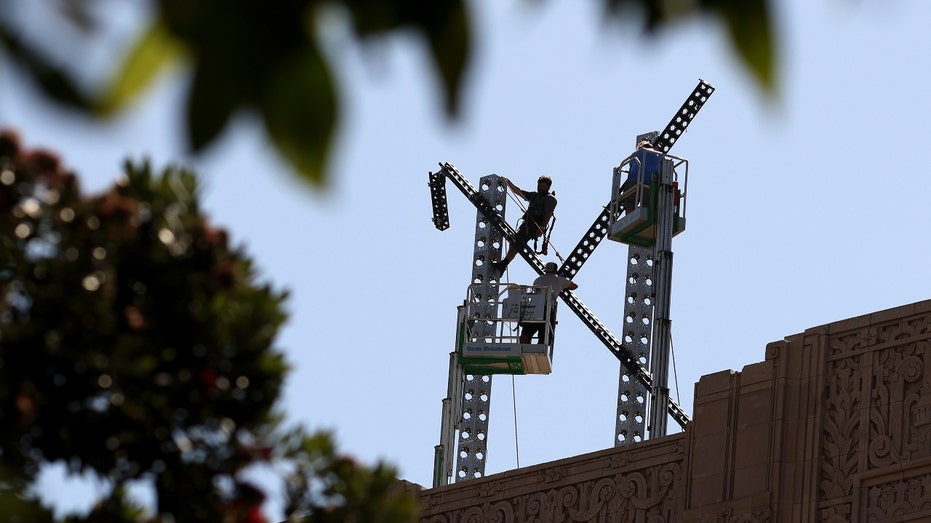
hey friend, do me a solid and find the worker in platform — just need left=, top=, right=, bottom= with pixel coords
left=620, top=140, right=664, bottom=214
left=491, top=175, right=557, bottom=275
left=519, top=262, right=578, bottom=345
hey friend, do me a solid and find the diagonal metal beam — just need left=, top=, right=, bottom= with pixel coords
left=559, top=79, right=716, bottom=282
left=651, top=79, right=716, bottom=153
left=557, top=204, right=615, bottom=280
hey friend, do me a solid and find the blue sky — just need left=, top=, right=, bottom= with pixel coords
left=3, top=0, right=931, bottom=518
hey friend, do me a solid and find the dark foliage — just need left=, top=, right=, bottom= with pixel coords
left=0, top=130, right=418, bottom=522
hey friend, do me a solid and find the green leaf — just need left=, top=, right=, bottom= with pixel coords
left=343, top=1, right=472, bottom=118
left=706, top=0, right=777, bottom=95
left=423, top=0, right=472, bottom=117
left=0, top=27, right=90, bottom=110
left=96, top=19, right=185, bottom=116
left=260, top=45, right=337, bottom=186
left=185, top=55, right=240, bottom=153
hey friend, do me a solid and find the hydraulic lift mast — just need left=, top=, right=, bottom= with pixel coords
left=613, top=80, right=715, bottom=445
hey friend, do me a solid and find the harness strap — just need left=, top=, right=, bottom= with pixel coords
left=533, top=214, right=555, bottom=256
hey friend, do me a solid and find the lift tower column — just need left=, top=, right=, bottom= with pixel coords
left=609, top=148, right=688, bottom=442
left=614, top=132, right=658, bottom=447
left=430, top=171, right=509, bottom=484
left=647, top=157, right=676, bottom=438
left=610, top=80, right=713, bottom=444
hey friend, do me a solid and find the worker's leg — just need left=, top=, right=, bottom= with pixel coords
left=493, top=224, right=529, bottom=274
left=520, top=323, right=539, bottom=344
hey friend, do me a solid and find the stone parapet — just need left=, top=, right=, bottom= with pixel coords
left=419, top=433, right=686, bottom=522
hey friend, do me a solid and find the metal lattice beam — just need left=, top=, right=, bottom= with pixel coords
left=651, top=79, right=715, bottom=154
left=452, top=174, right=508, bottom=481
left=558, top=204, right=614, bottom=280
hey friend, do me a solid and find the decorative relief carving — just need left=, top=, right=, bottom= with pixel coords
left=560, top=477, right=617, bottom=521
left=908, top=343, right=931, bottom=460
left=479, top=481, right=507, bottom=498
left=765, top=343, right=780, bottom=360
left=829, top=330, right=871, bottom=356
left=873, top=316, right=931, bottom=346
left=420, top=461, right=682, bottom=522
left=543, top=466, right=567, bottom=484
left=821, top=314, right=931, bottom=520
left=610, top=453, right=631, bottom=468
left=865, top=474, right=931, bottom=521
left=867, top=347, right=925, bottom=469
left=675, top=439, right=687, bottom=455
left=821, top=356, right=862, bottom=500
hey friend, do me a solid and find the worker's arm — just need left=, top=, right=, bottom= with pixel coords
left=502, top=178, right=526, bottom=200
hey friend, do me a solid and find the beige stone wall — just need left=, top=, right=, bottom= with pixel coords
left=416, top=299, right=931, bottom=522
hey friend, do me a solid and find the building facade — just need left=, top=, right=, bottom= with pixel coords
left=415, top=299, right=931, bottom=522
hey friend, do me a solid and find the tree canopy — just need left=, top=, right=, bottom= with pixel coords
left=0, top=129, right=418, bottom=522
left=0, top=0, right=774, bottom=186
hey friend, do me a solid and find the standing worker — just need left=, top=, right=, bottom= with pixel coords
left=491, top=175, right=557, bottom=275
left=519, top=262, right=578, bottom=345
left=619, top=140, right=664, bottom=214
